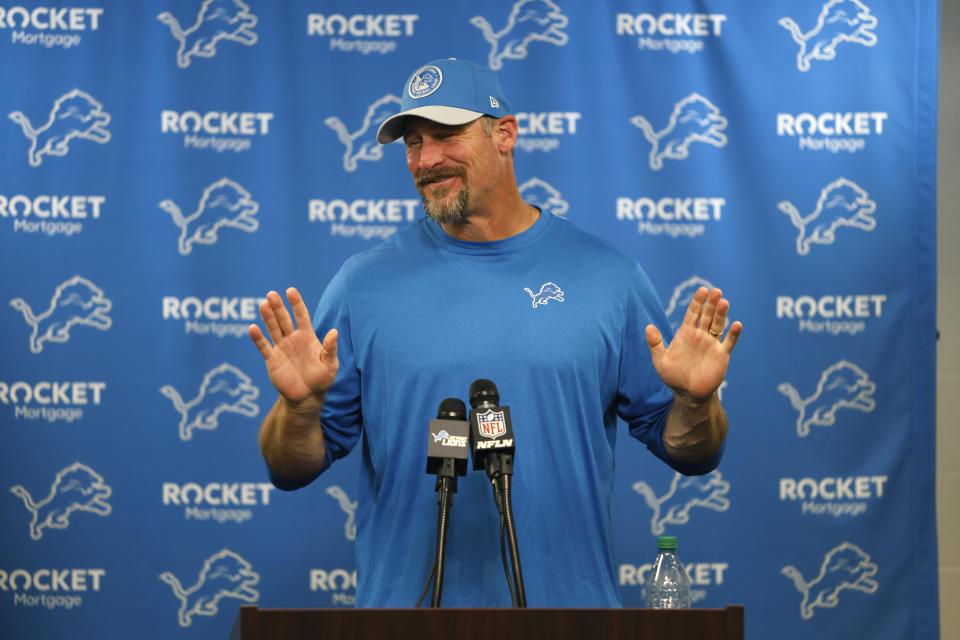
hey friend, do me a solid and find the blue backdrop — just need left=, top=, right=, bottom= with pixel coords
left=0, top=1, right=939, bottom=638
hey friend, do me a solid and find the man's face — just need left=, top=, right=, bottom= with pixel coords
left=402, top=117, right=499, bottom=225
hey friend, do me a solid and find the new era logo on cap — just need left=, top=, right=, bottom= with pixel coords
left=377, top=57, right=511, bottom=144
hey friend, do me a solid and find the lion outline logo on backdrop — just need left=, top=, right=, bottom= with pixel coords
left=632, top=471, right=730, bottom=535
left=325, top=94, right=402, bottom=172
left=519, top=177, right=568, bottom=217
left=8, top=89, right=111, bottom=167
left=326, top=486, right=357, bottom=541
left=159, top=363, right=260, bottom=441
left=157, top=0, right=258, bottom=68
left=470, top=0, right=569, bottom=71
left=10, top=276, right=112, bottom=354
left=778, top=360, right=876, bottom=437
left=158, top=178, right=260, bottom=255
left=779, top=0, right=878, bottom=72
left=778, top=178, right=876, bottom=255
left=781, top=541, right=878, bottom=619
left=630, top=94, right=728, bottom=170
left=10, top=462, right=112, bottom=540
left=159, top=549, right=260, bottom=627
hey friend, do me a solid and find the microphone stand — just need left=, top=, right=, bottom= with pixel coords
left=469, top=379, right=525, bottom=607
left=431, top=458, right=457, bottom=607
left=486, top=454, right=526, bottom=607
left=421, top=398, right=469, bottom=607
left=499, top=473, right=526, bottom=607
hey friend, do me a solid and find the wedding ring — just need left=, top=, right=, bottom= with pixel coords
left=708, top=329, right=721, bottom=338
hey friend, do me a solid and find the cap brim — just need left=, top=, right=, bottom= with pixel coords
left=377, top=105, right=484, bottom=144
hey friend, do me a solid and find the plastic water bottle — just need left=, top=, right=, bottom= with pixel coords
left=643, top=535, right=692, bottom=608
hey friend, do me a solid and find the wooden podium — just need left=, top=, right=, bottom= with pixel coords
left=229, top=605, right=744, bottom=640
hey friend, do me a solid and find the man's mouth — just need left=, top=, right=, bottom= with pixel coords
left=417, top=169, right=465, bottom=190
left=427, top=176, right=457, bottom=190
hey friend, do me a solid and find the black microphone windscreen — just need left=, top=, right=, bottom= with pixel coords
left=469, top=379, right=499, bottom=408
left=437, top=397, right=467, bottom=420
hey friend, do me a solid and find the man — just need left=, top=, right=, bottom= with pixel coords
left=248, top=58, right=742, bottom=607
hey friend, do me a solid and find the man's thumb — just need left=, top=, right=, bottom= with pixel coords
left=321, top=329, right=339, bottom=359
left=645, top=324, right=666, bottom=360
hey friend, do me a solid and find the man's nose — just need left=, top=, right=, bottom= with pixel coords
left=417, top=137, right=444, bottom=170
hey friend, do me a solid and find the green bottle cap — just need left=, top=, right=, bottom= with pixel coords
left=657, top=536, right=677, bottom=550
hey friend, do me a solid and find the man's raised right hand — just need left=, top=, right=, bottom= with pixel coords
left=248, top=287, right=339, bottom=411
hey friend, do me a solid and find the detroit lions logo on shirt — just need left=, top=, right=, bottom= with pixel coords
left=523, top=282, right=564, bottom=308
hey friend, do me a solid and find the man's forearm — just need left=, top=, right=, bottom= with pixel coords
left=258, top=395, right=329, bottom=479
left=662, top=392, right=728, bottom=462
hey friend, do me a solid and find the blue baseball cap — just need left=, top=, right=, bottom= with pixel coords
left=377, top=58, right=512, bottom=144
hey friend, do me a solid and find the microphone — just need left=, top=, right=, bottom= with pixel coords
left=419, top=398, right=469, bottom=608
left=468, top=379, right=526, bottom=607
left=426, top=398, right=470, bottom=477
left=468, top=379, right=514, bottom=477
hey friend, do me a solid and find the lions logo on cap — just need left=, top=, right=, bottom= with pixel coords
left=409, top=65, right=443, bottom=99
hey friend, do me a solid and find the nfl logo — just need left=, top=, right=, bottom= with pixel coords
left=477, top=409, right=507, bottom=439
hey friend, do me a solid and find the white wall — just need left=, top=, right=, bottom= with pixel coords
left=938, top=2, right=958, bottom=638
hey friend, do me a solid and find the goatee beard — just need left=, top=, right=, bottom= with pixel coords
left=416, top=168, right=470, bottom=225
left=422, top=187, right=470, bottom=225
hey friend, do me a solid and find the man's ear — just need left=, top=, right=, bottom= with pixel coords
left=496, top=115, right=518, bottom=154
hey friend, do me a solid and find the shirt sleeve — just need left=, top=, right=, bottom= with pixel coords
left=617, top=264, right=723, bottom=476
